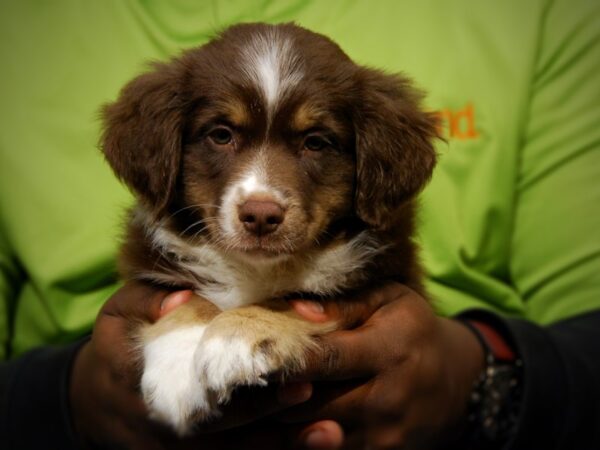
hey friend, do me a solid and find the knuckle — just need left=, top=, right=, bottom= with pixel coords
left=319, top=339, right=342, bottom=375
left=369, top=431, right=407, bottom=450
left=364, top=384, right=406, bottom=423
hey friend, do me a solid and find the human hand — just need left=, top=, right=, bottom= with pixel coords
left=69, top=282, right=310, bottom=450
left=281, top=283, right=485, bottom=450
left=69, top=282, right=195, bottom=449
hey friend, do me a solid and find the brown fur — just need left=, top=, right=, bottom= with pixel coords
left=101, top=22, right=438, bottom=431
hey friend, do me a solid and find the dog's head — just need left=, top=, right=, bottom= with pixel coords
left=102, top=23, right=437, bottom=262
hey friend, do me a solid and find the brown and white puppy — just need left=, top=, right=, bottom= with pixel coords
left=101, top=23, right=438, bottom=435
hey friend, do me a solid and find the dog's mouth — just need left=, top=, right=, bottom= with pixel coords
left=230, top=237, right=296, bottom=259
left=219, top=227, right=308, bottom=262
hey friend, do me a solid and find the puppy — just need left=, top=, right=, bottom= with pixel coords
left=101, top=23, right=438, bottom=435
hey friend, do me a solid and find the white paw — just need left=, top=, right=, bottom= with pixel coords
left=194, top=335, right=277, bottom=404
left=141, top=325, right=219, bottom=435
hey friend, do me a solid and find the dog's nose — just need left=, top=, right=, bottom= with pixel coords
left=238, top=200, right=284, bottom=236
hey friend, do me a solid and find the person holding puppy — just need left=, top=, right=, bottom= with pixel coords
left=1, top=1, right=599, bottom=449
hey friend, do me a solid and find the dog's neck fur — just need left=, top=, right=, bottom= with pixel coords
left=125, top=207, right=387, bottom=310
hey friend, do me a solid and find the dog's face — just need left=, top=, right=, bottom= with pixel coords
left=102, top=23, right=437, bottom=262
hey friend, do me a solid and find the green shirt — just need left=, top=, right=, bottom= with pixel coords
left=1, top=0, right=599, bottom=359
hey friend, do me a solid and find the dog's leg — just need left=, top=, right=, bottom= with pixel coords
left=137, top=296, right=221, bottom=435
left=195, top=300, right=336, bottom=405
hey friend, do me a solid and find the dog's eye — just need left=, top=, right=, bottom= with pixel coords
left=303, top=135, right=330, bottom=152
left=208, top=127, right=233, bottom=146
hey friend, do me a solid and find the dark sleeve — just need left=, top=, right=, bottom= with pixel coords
left=460, top=309, right=600, bottom=450
left=0, top=340, right=86, bottom=450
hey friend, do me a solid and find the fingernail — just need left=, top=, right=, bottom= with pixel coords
left=291, top=300, right=325, bottom=315
left=303, top=429, right=328, bottom=449
left=278, top=381, right=313, bottom=405
left=304, top=300, right=324, bottom=314
left=160, top=290, right=192, bottom=315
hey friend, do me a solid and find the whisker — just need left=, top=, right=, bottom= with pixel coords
left=161, top=203, right=223, bottom=223
left=191, top=225, right=212, bottom=240
left=179, top=219, right=209, bottom=237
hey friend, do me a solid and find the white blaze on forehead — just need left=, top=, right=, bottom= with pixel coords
left=232, top=151, right=284, bottom=200
left=241, top=173, right=265, bottom=194
left=242, top=28, right=303, bottom=113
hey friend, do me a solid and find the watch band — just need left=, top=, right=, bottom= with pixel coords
left=459, top=319, right=523, bottom=449
left=469, top=320, right=516, bottom=362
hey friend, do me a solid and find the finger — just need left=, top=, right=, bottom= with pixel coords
left=340, top=429, right=366, bottom=450
left=277, top=381, right=314, bottom=405
left=160, top=290, right=193, bottom=317
left=293, top=325, right=387, bottom=381
left=295, top=286, right=428, bottom=382
left=294, top=420, right=345, bottom=450
left=289, top=300, right=329, bottom=323
left=364, top=423, right=407, bottom=450
left=225, top=421, right=294, bottom=450
left=291, top=282, right=411, bottom=329
left=278, top=380, right=372, bottom=425
left=100, top=281, right=170, bottom=323
left=95, top=284, right=193, bottom=383
left=185, top=419, right=316, bottom=450
left=84, top=384, right=168, bottom=450
left=291, top=299, right=370, bottom=329
left=92, top=283, right=161, bottom=368
left=195, top=382, right=313, bottom=432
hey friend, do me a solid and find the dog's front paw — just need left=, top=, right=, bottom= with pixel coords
left=194, top=334, right=276, bottom=404
left=141, top=325, right=219, bottom=435
left=192, top=307, right=325, bottom=405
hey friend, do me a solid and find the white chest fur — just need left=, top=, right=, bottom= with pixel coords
left=140, top=212, right=383, bottom=310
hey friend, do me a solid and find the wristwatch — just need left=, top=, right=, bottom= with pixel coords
left=460, top=319, right=523, bottom=449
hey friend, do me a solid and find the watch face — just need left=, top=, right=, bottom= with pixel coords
left=468, top=359, right=523, bottom=443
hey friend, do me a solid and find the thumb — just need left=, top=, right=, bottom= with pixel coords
left=159, top=290, right=193, bottom=317
left=100, top=281, right=192, bottom=324
left=294, top=420, right=344, bottom=450
left=290, top=282, right=410, bottom=328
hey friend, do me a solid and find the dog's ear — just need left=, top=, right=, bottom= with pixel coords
left=354, top=69, right=439, bottom=229
left=101, top=62, right=184, bottom=214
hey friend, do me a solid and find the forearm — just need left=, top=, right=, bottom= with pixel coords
left=0, top=340, right=86, bottom=449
